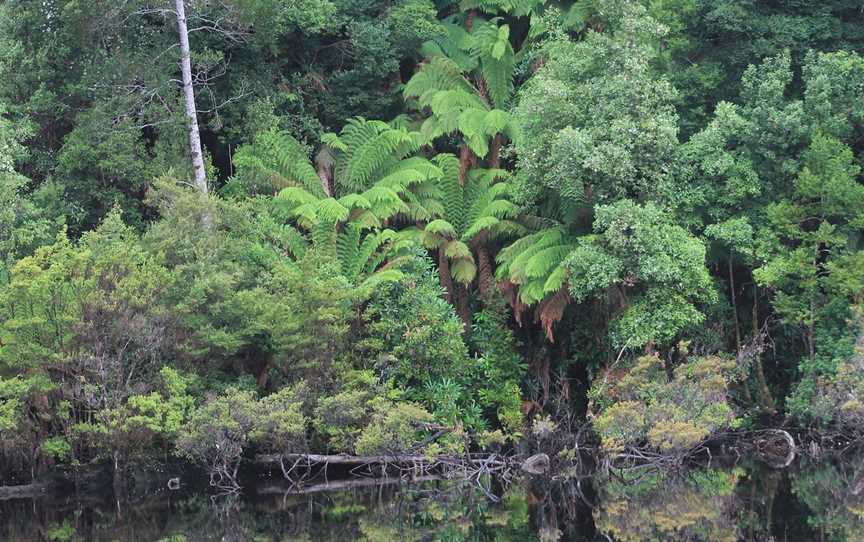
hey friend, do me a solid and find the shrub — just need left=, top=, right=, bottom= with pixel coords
left=354, top=402, right=434, bottom=456
left=313, top=388, right=374, bottom=452
left=176, top=387, right=259, bottom=489
left=791, top=311, right=864, bottom=430
left=252, top=382, right=308, bottom=454
left=590, top=353, right=741, bottom=454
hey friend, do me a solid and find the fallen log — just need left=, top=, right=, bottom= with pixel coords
left=255, top=453, right=513, bottom=468
left=257, top=474, right=445, bottom=496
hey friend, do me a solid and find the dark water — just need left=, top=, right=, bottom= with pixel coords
left=2, top=455, right=863, bottom=541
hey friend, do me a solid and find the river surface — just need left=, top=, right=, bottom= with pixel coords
left=2, top=454, right=863, bottom=541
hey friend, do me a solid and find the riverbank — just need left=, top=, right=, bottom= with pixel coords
left=3, top=443, right=864, bottom=542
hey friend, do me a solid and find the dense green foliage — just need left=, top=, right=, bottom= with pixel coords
left=1, top=0, right=864, bottom=477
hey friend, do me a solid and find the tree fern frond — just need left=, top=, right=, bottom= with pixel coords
left=462, top=215, right=500, bottom=241
left=356, top=269, right=405, bottom=295
left=336, top=222, right=362, bottom=276
left=424, top=219, right=457, bottom=237
left=320, top=132, right=348, bottom=152
left=337, top=193, right=372, bottom=210
left=451, top=258, right=477, bottom=284
left=420, top=22, right=478, bottom=71
left=233, top=129, right=325, bottom=197
left=482, top=109, right=512, bottom=137
left=543, top=264, right=568, bottom=295
left=350, top=209, right=382, bottom=230
left=523, top=245, right=573, bottom=279
left=460, top=0, right=542, bottom=16
left=444, top=240, right=473, bottom=260
left=470, top=20, right=515, bottom=108
left=315, top=198, right=351, bottom=224
left=518, top=278, right=547, bottom=305
left=458, top=108, right=491, bottom=157
left=404, top=56, right=475, bottom=105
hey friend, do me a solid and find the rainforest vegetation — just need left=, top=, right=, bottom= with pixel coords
left=1, top=0, right=863, bottom=483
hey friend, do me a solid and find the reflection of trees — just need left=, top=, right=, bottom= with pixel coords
left=792, top=458, right=864, bottom=542
left=593, top=467, right=741, bottom=542
left=0, top=476, right=538, bottom=541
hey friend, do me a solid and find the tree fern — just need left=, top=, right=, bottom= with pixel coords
left=405, top=19, right=520, bottom=160
left=232, top=130, right=326, bottom=197
left=470, top=19, right=515, bottom=109
left=460, top=0, right=543, bottom=17
left=495, top=226, right=578, bottom=305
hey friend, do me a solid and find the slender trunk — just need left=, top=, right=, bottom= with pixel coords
left=257, top=359, right=271, bottom=389
left=752, top=284, right=775, bottom=411
left=316, top=161, right=332, bottom=196
left=476, top=245, right=494, bottom=300
left=729, top=253, right=741, bottom=351
left=175, top=0, right=207, bottom=193
left=315, top=148, right=333, bottom=196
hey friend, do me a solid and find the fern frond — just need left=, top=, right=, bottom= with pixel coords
left=451, top=258, right=477, bottom=284
left=543, top=264, right=568, bottom=295
left=523, top=245, right=573, bottom=279
left=233, top=130, right=325, bottom=197
left=419, top=22, right=478, bottom=72
left=336, top=222, right=362, bottom=276
left=320, top=132, right=347, bottom=152
left=356, top=269, right=405, bottom=296
left=518, top=278, right=547, bottom=305
left=404, top=56, right=475, bottom=106
left=424, top=219, right=457, bottom=237
left=470, top=20, right=515, bottom=108
left=462, top=215, right=500, bottom=241
left=482, top=109, right=512, bottom=137
left=458, top=108, right=491, bottom=157
left=315, top=198, right=351, bottom=224
left=444, top=240, right=473, bottom=260
left=337, top=193, right=372, bottom=210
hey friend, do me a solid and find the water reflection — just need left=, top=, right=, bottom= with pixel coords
left=2, top=456, right=864, bottom=541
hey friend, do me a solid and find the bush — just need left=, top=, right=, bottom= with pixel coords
left=176, top=387, right=259, bottom=488
left=790, top=311, right=864, bottom=430
left=354, top=402, right=434, bottom=456
left=252, top=382, right=308, bottom=454
left=589, top=353, right=742, bottom=454
left=313, top=388, right=374, bottom=452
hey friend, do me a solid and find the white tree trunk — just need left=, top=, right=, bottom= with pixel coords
left=175, top=0, right=208, bottom=193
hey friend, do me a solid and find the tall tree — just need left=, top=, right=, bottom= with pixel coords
left=175, top=0, right=208, bottom=193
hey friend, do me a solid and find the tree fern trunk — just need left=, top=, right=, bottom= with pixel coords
left=476, top=245, right=495, bottom=299
left=455, top=284, right=471, bottom=330
left=488, top=134, right=503, bottom=169
left=458, top=145, right=476, bottom=184
left=438, top=249, right=455, bottom=305
left=465, top=9, right=476, bottom=31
